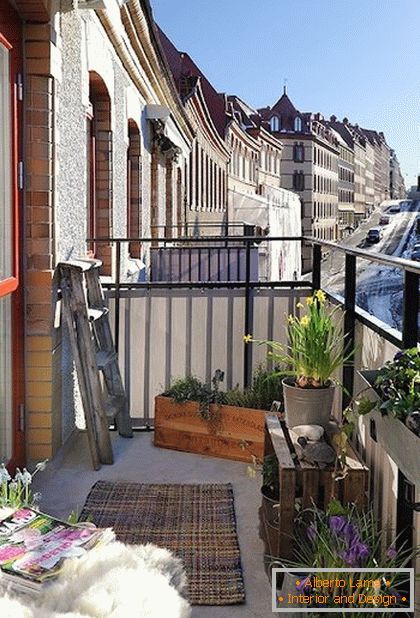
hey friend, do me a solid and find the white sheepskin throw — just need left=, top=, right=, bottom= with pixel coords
left=0, top=542, right=191, bottom=618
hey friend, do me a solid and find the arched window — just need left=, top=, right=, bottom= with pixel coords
left=127, top=119, right=141, bottom=257
left=270, top=115, right=280, bottom=132
left=294, top=116, right=302, bottom=132
left=87, top=71, right=112, bottom=275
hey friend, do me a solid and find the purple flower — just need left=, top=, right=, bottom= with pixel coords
left=355, top=542, right=370, bottom=563
left=342, top=521, right=359, bottom=543
left=387, top=546, right=397, bottom=560
left=341, top=541, right=370, bottom=567
left=329, top=515, right=346, bottom=534
left=296, top=576, right=312, bottom=593
left=306, top=524, right=316, bottom=542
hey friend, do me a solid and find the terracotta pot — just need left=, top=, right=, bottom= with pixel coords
left=282, top=377, right=334, bottom=428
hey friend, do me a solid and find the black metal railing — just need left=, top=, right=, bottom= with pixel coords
left=87, top=235, right=420, bottom=397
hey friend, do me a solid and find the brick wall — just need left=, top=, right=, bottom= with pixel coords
left=24, top=23, right=57, bottom=459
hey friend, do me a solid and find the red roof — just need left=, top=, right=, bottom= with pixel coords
left=157, top=26, right=227, bottom=139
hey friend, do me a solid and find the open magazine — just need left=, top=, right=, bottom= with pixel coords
left=0, top=507, right=114, bottom=593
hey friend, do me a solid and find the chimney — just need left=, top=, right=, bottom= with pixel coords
left=343, top=117, right=348, bottom=124
left=330, top=115, right=337, bottom=122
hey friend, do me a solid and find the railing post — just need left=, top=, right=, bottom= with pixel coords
left=312, top=243, right=322, bottom=291
left=243, top=240, right=253, bottom=388
left=402, top=271, right=419, bottom=348
left=343, top=253, right=356, bottom=408
left=114, top=241, right=121, bottom=354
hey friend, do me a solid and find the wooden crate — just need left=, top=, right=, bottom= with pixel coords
left=259, top=415, right=369, bottom=561
left=154, top=395, right=266, bottom=462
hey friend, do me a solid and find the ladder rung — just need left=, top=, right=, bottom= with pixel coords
left=59, top=260, right=94, bottom=272
left=96, top=350, right=117, bottom=370
left=87, top=307, right=109, bottom=322
left=104, top=395, right=126, bottom=419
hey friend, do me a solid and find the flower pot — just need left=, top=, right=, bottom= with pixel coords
left=282, top=377, right=334, bottom=428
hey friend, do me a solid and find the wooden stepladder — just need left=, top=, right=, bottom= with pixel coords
left=57, top=259, right=133, bottom=470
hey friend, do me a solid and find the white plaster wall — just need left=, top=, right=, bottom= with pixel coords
left=53, top=6, right=172, bottom=439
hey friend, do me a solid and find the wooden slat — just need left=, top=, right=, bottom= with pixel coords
left=278, top=467, right=296, bottom=559
left=84, top=267, right=133, bottom=438
left=58, top=264, right=113, bottom=469
left=265, top=415, right=294, bottom=469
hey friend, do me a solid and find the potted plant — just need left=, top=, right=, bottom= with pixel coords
left=154, top=367, right=287, bottom=462
left=246, top=290, right=354, bottom=428
left=355, top=348, right=420, bottom=486
left=279, top=500, right=417, bottom=614
left=0, top=461, right=47, bottom=520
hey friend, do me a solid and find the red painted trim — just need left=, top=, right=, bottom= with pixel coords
left=0, top=278, right=18, bottom=297
left=0, top=32, right=13, bottom=51
left=0, top=3, right=25, bottom=470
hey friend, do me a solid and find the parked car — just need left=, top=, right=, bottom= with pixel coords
left=410, top=249, right=420, bottom=262
left=388, top=205, right=401, bottom=214
left=379, top=215, right=390, bottom=225
left=366, top=228, right=383, bottom=244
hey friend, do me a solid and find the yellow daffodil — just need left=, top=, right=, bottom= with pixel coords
left=288, top=315, right=295, bottom=324
left=300, top=315, right=310, bottom=327
left=243, top=334, right=252, bottom=344
left=296, top=302, right=304, bottom=309
left=306, top=296, right=314, bottom=306
left=315, top=289, right=326, bottom=303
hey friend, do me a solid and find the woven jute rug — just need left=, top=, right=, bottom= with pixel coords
left=80, top=481, right=245, bottom=605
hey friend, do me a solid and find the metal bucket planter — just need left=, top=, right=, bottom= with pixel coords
left=282, top=377, right=335, bottom=428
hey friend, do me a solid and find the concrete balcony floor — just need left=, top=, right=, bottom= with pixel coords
left=33, top=431, right=274, bottom=618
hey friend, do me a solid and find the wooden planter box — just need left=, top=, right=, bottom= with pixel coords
left=154, top=395, right=266, bottom=462
left=359, top=370, right=419, bottom=486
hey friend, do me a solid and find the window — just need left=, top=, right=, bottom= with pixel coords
left=1, top=14, right=23, bottom=466
left=88, top=72, right=113, bottom=274
left=270, top=115, right=280, bottom=132
left=294, top=116, right=302, bottom=132
left=293, top=143, right=304, bottom=162
left=127, top=119, right=141, bottom=256
left=293, top=171, right=305, bottom=191
left=0, top=42, right=12, bottom=286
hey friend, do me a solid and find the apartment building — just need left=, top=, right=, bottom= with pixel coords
left=328, top=123, right=355, bottom=237
left=259, top=91, right=339, bottom=271
left=390, top=149, right=406, bottom=199
left=226, top=96, right=301, bottom=280
left=0, top=0, right=194, bottom=464
left=158, top=28, right=230, bottom=230
left=361, top=129, right=391, bottom=207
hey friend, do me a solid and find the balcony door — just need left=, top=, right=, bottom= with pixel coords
left=0, top=2, right=24, bottom=467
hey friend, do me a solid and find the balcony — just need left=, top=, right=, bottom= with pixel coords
left=33, top=234, right=419, bottom=616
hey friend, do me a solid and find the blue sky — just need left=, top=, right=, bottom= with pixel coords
left=151, top=0, right=420, bottom=188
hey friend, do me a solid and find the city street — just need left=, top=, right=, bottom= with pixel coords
left=323, top=199, right=420, bottom=329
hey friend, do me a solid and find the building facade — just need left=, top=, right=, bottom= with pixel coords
left=389, top=149, right=406, bottom=199
left=328, top=124, right=355, bottom=237
left=0, top=0, right=195, bottom=465
left=158, top=28, right=230, bottom=231
left=259, top=92, right=339, bottom=271
left=361, top=129, right=391, bottom=208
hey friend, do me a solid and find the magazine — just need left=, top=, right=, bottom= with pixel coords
left=0, top=507, right=114, bottom=592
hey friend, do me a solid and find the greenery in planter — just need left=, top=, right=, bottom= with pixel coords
left=223, top=365, right=288, bottom=410
left=245, top=290, right=354, bottom=388
left=372, top=348, right=420, bottom=434
left=162, top=365, right=287, bottom=425
left=345, top=348, right=420, bottom=439
left=282, top=499, right=417, bottom=616
left=162, top=370, right=225, bottom=425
